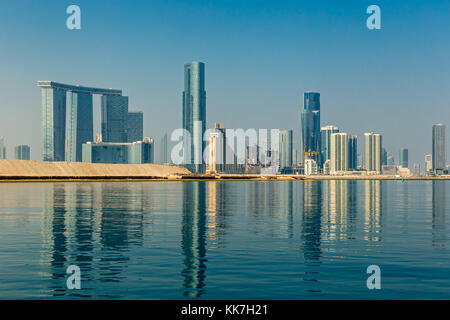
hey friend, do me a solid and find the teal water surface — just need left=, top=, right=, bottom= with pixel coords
left=0, top=180, right=449, bottom=299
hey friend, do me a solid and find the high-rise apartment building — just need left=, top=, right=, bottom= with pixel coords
left=432, top=124, right=446, bottom=174
left=399, top=148, right=409, bottom=168
left=279, top=130, right=293, bottom=172
left=301, top=92, right=320, bottom=164
left=159, top=133, right=169, bottom=164
left=425, top=154, right=433, bottom=172
left=183, top=61, right=206, bottom=173
left=127, top=111, right=143, bottom=142
left=364, top=133, right=382, bottom=173
left=320, top=125, right=339, bottom=167
left=38, top=81, right=123, bottom=162
left=14, top=145, right=31, bottom=160
left=330, top=132, right=349, bottom=174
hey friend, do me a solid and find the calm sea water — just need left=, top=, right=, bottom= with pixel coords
left=0, top=180, right=449, bottom=299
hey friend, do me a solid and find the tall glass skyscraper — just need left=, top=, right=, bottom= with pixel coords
left=183, top=61, right=206, bottom=173
left=66, top=91, right=93, bottom=162
left=101, top=95, right=129, bottom=143
left=38, top=81, right=123, bottom=162
left=279, top=130, right=293, bottom=171
left=399, top=148, right=409, bottom=168
left=320, top=125, right=339, bottom=167
left=301, top=92, right=321, bottom=165
left=432, top=124, right=446, bottom=174
left=127, top=111, right=144, bottom=142
left=348, top=135, right=358, bottom=170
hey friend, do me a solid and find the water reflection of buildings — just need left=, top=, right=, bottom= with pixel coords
left=244, top=181, right=295, bottom=239
left=207, top=181, right=233, bottom=246
left=181, top=182, right=207, bottom=298
left=301, top=181, right=322, bottom=267
left=432, top=181, right=446, bottom=249
left=364, top=180, right=383, bottom=242
left=40, top=183, right=145, bottom=297
left=321, top=180, right=357, bottom=241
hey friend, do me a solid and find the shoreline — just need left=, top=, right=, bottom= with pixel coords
left=1, top=174, right=450, bottom=182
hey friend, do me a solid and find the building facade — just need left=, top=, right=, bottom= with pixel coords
left=330, top=133, right=349, bottom=174
left=38, top=81, right=123, bottom=162
left=0, top=137, right=6, bottom=159
left=425, top=154, right=433, bottom=172
left=279, top=130, right=293, bottom=172
left=348, top=135, right=358, bottom=170
left=101, top=95, right=129, bottom=143
left=183, top=61, right=206, bottom=173
left=82, top=138, right=154, bottom=164
left=14, top=145, right=31, bottom=160
left=432, top=124, right=446, bottom=174
left=127, top=111, right=144, bottom=142
left=301, top=92, right=321, bottom=164
left=399, top=148, right=409, bottom=168
left=320, top=125, right=339, bottom=167
left=364, top=133, right=382, bottom=173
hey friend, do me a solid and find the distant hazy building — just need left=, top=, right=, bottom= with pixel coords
left=320, top=125, right=339, bottom=167
left=413, top=163, right=420, bottom=175
left=183, top=61, right=206, bottom=173
left=387, top=152, right=394, bottom=165
left=301, top=92, right=321, bottom=164
left=425, top=154, right=433, bottom=172
left=399, top=148, right=408, bottom=168
left=159, top=133, right=169, bottom=164
left=330, top=133, right=349, bottom=174
left=127, top=111, right=143, bottom=142
left=432, top=124, right=446, bottom=174
left=38, top=81, right=123, bottom=162
left=364, top=133, right=382, bottom=173
left=14, top=145, right=31, bottom=160
left=0, top=136, right=5, bottom=159
left=279, top=130, right=293, bottom=172
left=304, top=159, right=318, bottom=176
left=381, top=148, right=387, bottom=166
left=82, top=138, right=154, bottom=164
left=348, top=135, right=358, bottom=170
left=101, top=95, right=129, bottom=143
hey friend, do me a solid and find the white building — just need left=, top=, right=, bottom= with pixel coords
left=425, top=154, right=432, bottom=173
left=330, top=132, right=349, bottom=174
left=304, top=159, right=318, bottom=176
left=364, top=133, right=382, bottom=173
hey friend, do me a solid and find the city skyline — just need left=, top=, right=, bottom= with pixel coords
left=0, top=1, right=449, bottom=167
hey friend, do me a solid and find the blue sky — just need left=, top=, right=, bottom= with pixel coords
left=0, top=0, right=449, bottom=165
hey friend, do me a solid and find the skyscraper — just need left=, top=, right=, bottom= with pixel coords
left=159, top=133, right=169, bottom=164
left=320, top=125, right=339, bottom=167
left=66, top=91, right=93, bottom=162
left=425, top=154, right=433, bottom=172
left=127, top=111, right=144, bottom=142
left=301, top=92, right=320, bottom=164
left=432, top=124, right=446, bottom=175
left=101, top=95, right=129, bottom=143
left=364, top=133, right=382, bottom=173
left=38, top=81, right=123, bottom=162
left=15, top=145, right=31, bottom=160
left=330, top=132, right=349, bottom=174
left=279, top=130, right=293, bottom=172
left=399, top=148, right=409, bottom=168
left=348, top=135, right=358, bottom=171
left=183, top=61, right=206, bottom=173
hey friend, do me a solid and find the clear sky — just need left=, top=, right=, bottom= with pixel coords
left=0, top=0, right=449, bottom=166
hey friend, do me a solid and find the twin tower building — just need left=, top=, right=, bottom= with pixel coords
left=38, top=81, right=145, bottom=163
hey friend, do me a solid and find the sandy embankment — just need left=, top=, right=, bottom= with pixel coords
left=0, top=160, right=191, bottom=181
